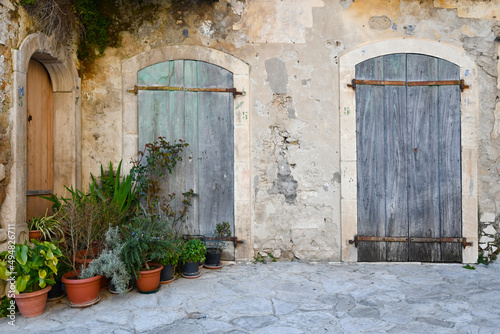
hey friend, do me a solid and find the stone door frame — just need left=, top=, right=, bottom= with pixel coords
left=2, top=33, right=81, bottom=243
left=121, top=45, right=252, bottom=261
left=339, top=39, right=478, bottom=263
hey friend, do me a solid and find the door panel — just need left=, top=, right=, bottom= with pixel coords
left=27, top=59, right=53, bottom=219
left=356, top=56, right=386, bottom=262
left=383, top=54, right=408, bottom=262
left=407, top=54, right=441, bottom=262
left=138, top=60, right=234, bottom=238
left=356, top=54, right=462, bottom=262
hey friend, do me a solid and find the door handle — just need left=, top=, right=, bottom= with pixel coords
left=27, top=115, right=32, bottom=123
left=413, top=148, right=418, bottom=153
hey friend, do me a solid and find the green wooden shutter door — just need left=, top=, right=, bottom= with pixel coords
left=138, top=60, right=234, bottom=236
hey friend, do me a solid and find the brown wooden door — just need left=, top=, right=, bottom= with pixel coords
left=27, top=59, right=54, bottom=219
left=356, top=54, right=462, bottom=262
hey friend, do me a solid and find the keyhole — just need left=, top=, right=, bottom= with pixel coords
left=414, top=147, right=418, bottom=153
left=27, top=115, right=32, bottom=123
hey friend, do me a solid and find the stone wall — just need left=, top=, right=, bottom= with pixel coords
left=0, top=0, right=499, bottom=262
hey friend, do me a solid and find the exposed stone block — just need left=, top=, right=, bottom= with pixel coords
left=479, top=235, right=495, bottom=244
left=482, top=224, right=497, bottom=236
left=480, top=212, right=496, bottom=223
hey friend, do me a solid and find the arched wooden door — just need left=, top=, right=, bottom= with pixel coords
left=26, top=59, right=54, bottom=219
left=356, top=54, right=462, bottom=262
left=137, top=60, right=234, bottom=238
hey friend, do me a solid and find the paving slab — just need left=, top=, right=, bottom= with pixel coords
left=1, top=261, right=500, bottom=333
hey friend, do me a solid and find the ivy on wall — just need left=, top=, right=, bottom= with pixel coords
left=19, top=0, right=111, bottom=66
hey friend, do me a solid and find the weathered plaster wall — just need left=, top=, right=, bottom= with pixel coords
left=0, top=0, right=494, bottom=262
left=76, top=0, right=500, bottom=262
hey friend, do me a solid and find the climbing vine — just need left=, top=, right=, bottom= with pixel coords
left=19, top=0, right=111, bottom=66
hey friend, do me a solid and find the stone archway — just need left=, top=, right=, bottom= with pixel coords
left=0, top=33, right=81, bottom=245
left=339, top=39, right=478, bottom=263
left=121, top=46, right=252, bottom=261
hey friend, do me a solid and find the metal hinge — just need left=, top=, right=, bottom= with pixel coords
left=347, top=79, right=469, bottom=92
left=128, top=85, right=244, bottom=97
left=348, top=235, right=472, bottom=248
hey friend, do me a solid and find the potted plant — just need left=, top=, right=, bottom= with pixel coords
left=204, top=222, right=231, bottom=269
left=51, top=188, right=106, bottom=307
left=80, top=226, right=132, bottom=294
left=157, top=238, right=183, bottom=284
left=27, top=210, right=63, bottom=241
left=180, top=238, right=206, bottom=278
left=0, top=240, right=62, bottom=317
left=121, top=216, right=171, bottom=293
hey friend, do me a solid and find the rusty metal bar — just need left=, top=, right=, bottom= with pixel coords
left=128, top=85, right=244, bottom=96
left=26, top=189, right=52, bottom=196
left=408, top=80, right=461, bottom=87
left=185, top=87, right=244, bottom=96
left=348, top=235, right=408, bottom=247
left=204, top=235, right=244, bottom=247
left=348, top=79, right=469, bottom=92
left=410, top=237, right=472, bottom=248
left=347, top=79, right=406, bottom=90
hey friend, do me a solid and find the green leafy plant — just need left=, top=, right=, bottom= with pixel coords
left=463, top=264, right=476, bottom=270
left=27, top=209, right=63, bottom=241
left=0, top=296, right=17, bottom=319
left=80, top=226, right=131, bottom=294
left=215, top=221, right=231, bottom=238
left=478, top=254, right=489, bottom=266
left=0, top=240, right=63, bottom=294
left=156, top=238, right=184, bottom=267
left=130, top=137, right=196, bottom=229
left=50, top=186, right=113, bottom=276
left=89, top=160, right=137, bottom=220
left=120, top=216, right=174, bottom=278
left=181, top=238, right=206, bottom=264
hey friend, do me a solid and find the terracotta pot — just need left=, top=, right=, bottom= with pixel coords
left=28, top=230, right=42, bottom=241
left=100, top=276, right=110, bottom=289
left=74, top=247, right=101, bottom=269
left=14, top=285, right=51, bottom=317
left=136, top=263, right=163, bottom=293
left=62, top=271, right=101, bottom=307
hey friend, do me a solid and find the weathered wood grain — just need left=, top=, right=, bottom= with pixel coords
left=407, top=54, right=441, bottom=262
left=438, top=59, right=462, bottom=263
left=356, top=54, right=462, bottom=262
left=138, top=60, right=235, bottom=239
left=383, top=54, right=408, bottom=262
left=356, top=56, right=386, bottom=262
left=27, top=59, right=54, bottom=219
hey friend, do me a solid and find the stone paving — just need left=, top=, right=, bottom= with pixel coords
left=2, top=261, right=500, bottom=333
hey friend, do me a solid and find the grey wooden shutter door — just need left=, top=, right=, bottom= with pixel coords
left=356, top=54, right=462, bottom=262
left=138, top=60, right=234, bottom=236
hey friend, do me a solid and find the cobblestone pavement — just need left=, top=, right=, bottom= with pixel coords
left=2, top=261, right=500, bottom=333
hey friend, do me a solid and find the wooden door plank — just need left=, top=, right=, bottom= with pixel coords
left=27, top=59, right=53, bottom=219
left=180, top=60, right=199, bottom=234
left=356, top=56, right=387, bottom=261
left=197, top=61, right=234, bottom=235
left=407, top=54, right=441, bottom=262
left=438, top=59, right=462, bottom=262
left=383, top=54, right=408, bottom=262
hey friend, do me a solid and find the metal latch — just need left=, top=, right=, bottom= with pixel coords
left=348, top=235, right=472, bottom=248
left=347, top=79, right=469, bottom=92
left=128, top=85, right=245, bottom=97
